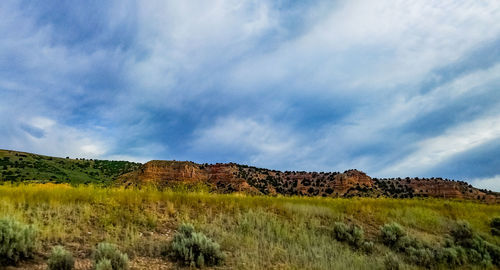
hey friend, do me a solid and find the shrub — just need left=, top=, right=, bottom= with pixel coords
left=95, top=259, right=113, bottom=270
left=485, top=241, right=500, bottom=266
left=491, top=217, right=500, bottom=236
left=435, top=246, right=467, bottom=266
left=333, top=222, right=364, bottom=248
left=93, top=242, right=129, bottom=270
left=349, top=225, right=365, bottom=248
left=0, top=217, right=37, bottom=265
left=47, top=246, right=74, bottom=270
left=380, top=223, right=405, bottom=247
left=395, top=235, right=425, bottom=252
left=171, top=223, right=225, bottom=267
left=448, top=221, right=500, bottom=267
left=361, top=241, right=374, bottom=253
left=383, top=254, right=402, bottom=270
left=380, top=223, right=441, bottom=267
left=450, top=221, right=474, bottom=246
left=405, top=246, right=435, bottom=267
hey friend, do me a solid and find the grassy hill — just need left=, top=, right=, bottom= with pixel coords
left=0, top=149, right=141, bottom=185
left=0, top=184, right=499, bottom=269
left=0, top=150, right=499, bottom=269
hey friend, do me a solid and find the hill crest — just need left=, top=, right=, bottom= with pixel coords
left=1, top=149, right=498, bottom=202
left=117, top=160, right=500, bottom=203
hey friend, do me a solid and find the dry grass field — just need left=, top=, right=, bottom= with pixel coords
left=0, top=183, right=499, bottom=269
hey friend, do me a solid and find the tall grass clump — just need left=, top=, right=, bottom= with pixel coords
left=491, top=217, right=500, bottom=236
left=383, top=254, right=402, bottom=270
left=47, top=246, right=74, bottom=270
left=333, top=222, right=373, bottom=252
left=93, top=242, right=129, bottom=270
left=171, top=223, right=225, bottom=267
left=0, top=217, right=37, bottom=265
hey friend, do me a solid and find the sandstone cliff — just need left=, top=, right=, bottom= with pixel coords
left=117, top=160, right=500, bottom=203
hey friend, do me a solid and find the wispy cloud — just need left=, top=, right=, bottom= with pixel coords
left=191, top=116, right=304, bottom=168
left=471, top=175, right=500, bottom=192
left=1, top=115, right=108, bottom=158
left=378, top=114, right=500, bottom=176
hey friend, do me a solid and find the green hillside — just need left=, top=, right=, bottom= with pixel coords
left=0, top=149, right=141, bottom=185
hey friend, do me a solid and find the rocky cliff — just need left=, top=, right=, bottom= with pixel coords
left=118, top=161, right=259, bottom=194
left=117, top=160, right=500, bottom=203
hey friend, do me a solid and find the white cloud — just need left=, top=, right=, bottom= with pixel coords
left=123, top=0, right=280, bottom=109
left=298, top=61, right=500, bottom=175
left=0, top=116, right=109, bottom=159
left=471, top=175, right=500, bottom=192
left=378, top=114, right=500, bottom=176
left=192, top=116, right=303, bottom=167
left=230, top=0, right=500, bottom=92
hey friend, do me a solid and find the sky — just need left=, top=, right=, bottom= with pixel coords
left=1, top=0, right=500, bottom=191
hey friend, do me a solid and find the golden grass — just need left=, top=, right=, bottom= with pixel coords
left=0, top=183, right=499, bottom=269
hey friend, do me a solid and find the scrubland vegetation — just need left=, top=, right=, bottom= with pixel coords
left=0, top=150, right=140, bottom=185
left=0, top=183, right=499, bottom=269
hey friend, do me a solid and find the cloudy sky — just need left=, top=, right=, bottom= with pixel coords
left=1, top=0, right=500, bottom=190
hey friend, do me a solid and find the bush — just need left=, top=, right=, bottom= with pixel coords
left=448, top=221, right=500, bottom=267
left=361, top=241, right=375, bottom=253
left=485, top=241, right=500, bottom=266
left=93, top=242, right=129, bottom=270
left=171, top=223, right=225, bottom=267
left=435, top=246, right=467, bottom=266
left=333, top=222, right=375, bottom=252
left=450, top=221, right=474, bottom=245
left=0, top=217, right=37, bottom=265
left=405, top=246, right=435, bottom=267
left=47, top=246, right=74, bottom=270
left=491, top=217, right=500, bottom=236
left=380, top=223, right=441, bottom=267
left=396, top=235, right=427, bottom=252
left=95, top=259, right=113, bottom=270
left=333, top=222, right=350, bottom=242
left=333, top=222, right=366, bottom=248
left=383, top=254, right=402, bottom=270
left=380, top=223, right=405, bottom=247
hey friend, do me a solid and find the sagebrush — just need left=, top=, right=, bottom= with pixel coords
left=333, top=222, right=373, bottom=252
left=95, top=259, right=113, bottom=270
left=47, top=245, right=74, bottom=270
left=0, top=217, right=37, bottom=265
left=93, top=242, right=129, bottom=270
left=171, top=223, right=225, bottom=267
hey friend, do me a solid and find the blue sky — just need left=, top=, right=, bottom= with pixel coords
left=1, top=0, right=500, bottom=191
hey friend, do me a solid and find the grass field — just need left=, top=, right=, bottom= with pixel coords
left=0, top=183, right=499, bottom=269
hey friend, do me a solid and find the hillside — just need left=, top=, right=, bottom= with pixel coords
left=1, top=149, right=498, bottom=202
left=0, top=151, right=500, bottom=269
left=118, top=160, right=500, bottom=203
left=1, top=184, right=500, bottom=269
left=0, top=149, right=141, bottom=185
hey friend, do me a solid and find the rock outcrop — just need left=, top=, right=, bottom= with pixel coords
left=117, top=160, right=500, bottom=203
left=118, top=161, right=259, bottom=194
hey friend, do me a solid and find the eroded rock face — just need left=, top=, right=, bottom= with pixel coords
left=332, top=169, right=373, bottom=195
left=375, top=178, right=499, bottom=203
left=141, top=160, right=207, bottom=183
left=117, top=161, right=259, bottom=194
left=117, top=161, right=499, bottom=203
